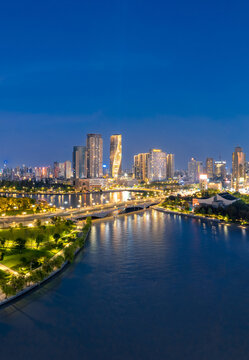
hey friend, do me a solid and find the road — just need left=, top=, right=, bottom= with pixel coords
left=0, top=197, right=164, bottom=228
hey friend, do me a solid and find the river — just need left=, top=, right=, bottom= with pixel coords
left=1, top=210, right=249, bottom=359
left=2, top=191, right=138, bottom=209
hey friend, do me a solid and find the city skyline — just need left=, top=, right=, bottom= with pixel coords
left=1, top=118, right=248, bottom=169
left=2, top=2, right=249, bottom=359
left=0, top=134, right=244, bottom=172
left=2, top=1, right=249, bottom=167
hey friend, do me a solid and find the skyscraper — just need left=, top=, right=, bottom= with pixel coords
left=58, top=162, right=65, bottom=178
left=214, top=160, right=226, bottom=179
left=205, top=158, right=214, bottom=179
left=232, top=146, right=246, bottom=190
left=53, top=161, right=59, bottom=179
left=166, top=154, right=175, bottom=179
left=87, top=134, right=103, bottom=178
left=148, top=149, right=167, bottom=182
left=72, top=146, right=87, bottom=179
left=134, top=153, right=150, bottom=181
left=110, top=134, right=122, bottom=178
left=188, top=158, right=203, bottom=183
left=64, top=161, right=72, bottom=179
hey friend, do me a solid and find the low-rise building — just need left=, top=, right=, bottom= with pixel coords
left=74, top=178, right=107, bottom=191
left=193, top=193, right=239, bottom=208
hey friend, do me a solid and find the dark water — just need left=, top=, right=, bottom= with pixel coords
left=1, top=210, right=249, bottom=360
left=3, top=191, right=136, bottom=209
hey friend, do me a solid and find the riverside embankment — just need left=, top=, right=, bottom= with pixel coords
left=0, top=224, right=91, bottom=307
left=1, top=210, right=249, bottom=359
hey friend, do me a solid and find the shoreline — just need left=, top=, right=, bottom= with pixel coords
left=152, top=206, right=219, bottom=223
left=152, top=206, right=248, bottom=229
left=0, top=207, right=151, bottom=309
left=0, top=229, right=91, bottom=309
left=1, top=204, right=246, bottom=308
left=0, top=189, right=146, bottom=196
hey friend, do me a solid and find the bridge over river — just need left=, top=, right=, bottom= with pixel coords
left=0, top=197, right=163, bottom=228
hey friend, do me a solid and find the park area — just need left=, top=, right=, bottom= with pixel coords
left=0, top=216, right=91, bottom=300
left=0, top=195, right=55, bottom=216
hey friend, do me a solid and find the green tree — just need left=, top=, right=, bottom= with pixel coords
left=15, top=237, right=27, bottom=252
left=208, top=207, right=213, bottom=215
left=52, top=255, right=65, bottom=269
left=53, top=233, right=60, bottom=244
left=64, top=246, right=75, bottom=263
left=0, top=282, right=16, bottom=298
left=36, top=233, right=44, bottom=248
left=86, top=217, right=92, bottom=226
left=0, top=238, right=6, bottom=248
left=10, top=275, right=26, bottom=293
left=35, top=219, right=42, bottom=227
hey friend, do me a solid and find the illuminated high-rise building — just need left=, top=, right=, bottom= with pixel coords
left=166, top=154, right=175, bottom=179
left=110, top=134, right=122, bottom=178
left=53, top=162, right=60, bottom=179
left=214, top=160, right=226, bottom=179
left=134, top=153, right=150, bottom=181
left=87, top=134, right=103, bottom=178
left=148, top=149, right=167, bottom=182
left=73, top=146, right=87, bottom=179
left=64, top=160, right=72, bottom=179
left=188, top=158, right=203, bottom=183
left=58, top=163, right=65, bottom=178
left=205, top=157, right=214, bottom=179
left=232, top=146, right=246, bottom=190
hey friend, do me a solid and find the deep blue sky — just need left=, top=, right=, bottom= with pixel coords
left=1, top=0, right=249, bottom=169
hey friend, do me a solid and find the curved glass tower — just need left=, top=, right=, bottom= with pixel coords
left=110, top=134, right=122, bottom=178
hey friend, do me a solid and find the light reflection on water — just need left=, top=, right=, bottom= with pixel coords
left=1, top=210, right=249, bottom=359
left=3, top=191, right=136, bottom=209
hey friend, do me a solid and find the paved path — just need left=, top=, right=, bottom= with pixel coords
left=0, top=263, right=19, bottom=276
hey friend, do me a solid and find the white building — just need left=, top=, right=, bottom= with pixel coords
left=148, top=149, right=167, bottom=182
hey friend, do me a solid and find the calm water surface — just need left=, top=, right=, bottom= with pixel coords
left=1, top=210, right=249, bottom=359
left=3, top=191, right=136, bottom=209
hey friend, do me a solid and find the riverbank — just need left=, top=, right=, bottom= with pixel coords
left=152, top=206, right=249, bottom=230
left=0, top=225, right=91, bottom=308
left=153, top=206, right=220, bottom=223
left=0, top=205, right=156, bottom=307
left=0, top=189, right=144, bottom=196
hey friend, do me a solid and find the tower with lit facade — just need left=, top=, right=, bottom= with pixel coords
left=166, top=154, right=175, bottom=179
left=73, top=146, right=87, bottom=179
left=214, top=160, right=226, bottom=179
left=188, top=158, right=203, bottom=183
left=148, top=149, right=167, bottom=182
left=134, top=153, right=150, bottom=181
left=87, top=134, right=103, bottom=178
left=205, top=158, right=214, bottom=179
left=232, top=146, right=246, bottom=190
left=110, top=134, right=122, bottom=178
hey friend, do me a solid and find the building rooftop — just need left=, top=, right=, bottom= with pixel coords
left=218, top=192, right=238, bottom=201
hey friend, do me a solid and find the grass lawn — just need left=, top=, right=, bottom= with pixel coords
left=1, top=248, right=56, bottom=271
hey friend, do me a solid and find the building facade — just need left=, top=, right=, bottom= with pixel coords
left=214, top=160, right=226, bottom=179
left=232, top=146, right=246, bottom=190
left=166, top=154, right=175, bottom=179
left=110, top=134, right=122, bottom=178
left=72, top=146, right=87, bottom=179
left=87, top=134, right=103, bottom=178
left=64, top=161, right=72, bottom=179
left=134, top=153, right=150, bottom=181
left=188, top=158, right=203, bottom=183
left=148, top=149, right=167, bottom=182
left=205, top=158, right=214, bottom=179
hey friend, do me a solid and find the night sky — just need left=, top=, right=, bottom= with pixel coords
left=1, top=0, right=249, bottom=169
